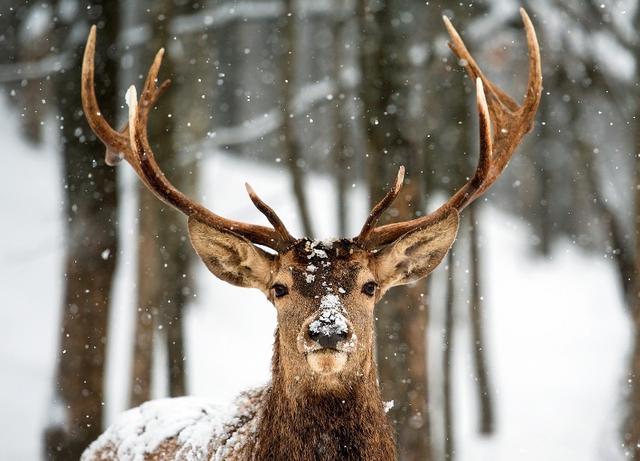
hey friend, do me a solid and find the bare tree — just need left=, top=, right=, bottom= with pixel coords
left=359, top=1, right=433, bottom=458
left=130, top=0, right=198, bottom=406
left=281, top=0, right=314, bottom=237
left=44, top=2, right=120, bottom=458
left=520, top=1, right=639, bottom=454
left=16, top=3, right=51, bottom=144
left=331, top=4, right=350, bottom=237
left=624, top=11, right=640, bottom=446
left=468, top=204, right=494, bottom=434
left=443, top=250, right=456, bottom=460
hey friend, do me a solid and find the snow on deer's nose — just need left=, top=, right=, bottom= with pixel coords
left=304, top=294, right=356, bottom=352
left=309, top=294, right=349, bottom=348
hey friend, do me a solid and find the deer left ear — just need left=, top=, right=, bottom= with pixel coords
left=373, top=209, right=459, bottom=292
left=188, top=217, right=275, bottom=291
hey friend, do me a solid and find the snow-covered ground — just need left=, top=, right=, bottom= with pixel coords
left=0, top=95, right=630, bottom=460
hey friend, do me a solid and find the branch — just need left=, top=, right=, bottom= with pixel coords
left=553, top=0, right=635, bottom=51
left=206, top=75, right=355, bottom=147
left=170, top=0, right=353, bottom=35
left=171, top=1, right=283, bottom=35
left=0, top=0, right=348, bottom=83
left=0, top=51, right=72, bottom=83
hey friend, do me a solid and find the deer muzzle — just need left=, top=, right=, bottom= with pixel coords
left=297, top=298, right=357, bottom=374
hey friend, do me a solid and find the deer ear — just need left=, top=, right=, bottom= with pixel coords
left=373, top=209, right=459, bottom=292
left=188, top=217, right=275, bottom=291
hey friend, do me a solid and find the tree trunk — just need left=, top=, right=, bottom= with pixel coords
left=130, top=0, right=193, bottom=407
left=44, top=3, right=120, bottom=459
left=443, top=250, right=456, bottom=460
left=622, top=10, right=640, bottom=458
left=378, top=180, right=432, bottom=460
left=624, top=81, right=640, bottom=458
left=281, top=0, right=314, bottom=238
left=468, top=204, right=494, bottom=434
left=331, top=7, right=349, bottom=237
left=359, top=1, right=432, bottom=458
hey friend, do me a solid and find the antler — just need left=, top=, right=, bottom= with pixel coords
left=81, top=26, right=296, bottom=252
left=355, top=8, right=542, bottom=249
left=356, top=166, right=405, bottom=243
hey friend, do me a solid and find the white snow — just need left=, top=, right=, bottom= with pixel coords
left=304, top=240, right=329, bottom=260
left=0, top=94, right=631, bottom=461
left=384, top=400, right=394, bottom=414
left=82, top=397, right=232, bottom=461
left=309, top=295, right=349, bottom=338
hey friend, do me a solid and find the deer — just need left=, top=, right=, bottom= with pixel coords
left=80, top=8, right=541, bottom=461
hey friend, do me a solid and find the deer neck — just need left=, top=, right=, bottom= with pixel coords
left=251, top=332, right=397, bottom=460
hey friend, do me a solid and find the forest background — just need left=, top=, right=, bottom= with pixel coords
left=0, top=0, right=638, bottom=460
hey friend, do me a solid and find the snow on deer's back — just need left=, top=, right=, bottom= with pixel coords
left=81, top=388, right=263, bottom=461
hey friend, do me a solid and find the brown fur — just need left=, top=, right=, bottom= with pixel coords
left=246, top=335, right=397, bottom=460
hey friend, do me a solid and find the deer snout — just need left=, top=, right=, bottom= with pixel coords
left=298, top=308, right=356, bottom=354
left=309, top=326, right=349, bottom=349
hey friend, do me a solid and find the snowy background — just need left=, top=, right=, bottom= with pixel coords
left=0, top=91, right=630, bottom=460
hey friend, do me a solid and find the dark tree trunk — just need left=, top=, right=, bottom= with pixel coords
left=572, top=66, right=637, bottom=457
left=621, top=9, right=640, bottom=458
left=536, top=92, right=554, bottom=257
left=359, top=1, right=432, bottom=458
left=130, top=195, right=158, bottom=405
left=378, top=180, right=432, bottom=460
left=443, top=250, right=456, bottom=460
left=282, top=0, right=314, bottom=238
left=331, top=11, right=349, bottom=237
left=44, top=3, right=120, bottom=459
left=468, top=204, right=494, bottom=434
left=130, top=0, right=194, bottom=407
left=630, top=135, right=640, bottom=458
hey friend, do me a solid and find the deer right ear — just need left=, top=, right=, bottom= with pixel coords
left=188, top=218, right=275, bottom=291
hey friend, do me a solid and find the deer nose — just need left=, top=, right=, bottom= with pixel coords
left=308, top=310, right=350, bottom=350
left=309, top=329, right=348, bottom=349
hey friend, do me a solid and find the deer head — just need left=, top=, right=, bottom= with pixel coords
left=81, top=9, right=541, bottom=396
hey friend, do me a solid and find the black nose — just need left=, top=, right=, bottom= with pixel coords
left=309, top=329, right=348, bottom=349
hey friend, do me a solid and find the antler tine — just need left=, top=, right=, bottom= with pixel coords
left=140, top=48, right=172, bottom=108
left=520, top=8, right=543, bottom=124
left=109, top=49, right=172, bottom=160
left=82, top=26, right=172, bottom=168
left=84, top=27, right=296, bottom=252
left=356, top=9, right=542, bottom=249
left=245, top=183, right=295, bottom=242
left=444, top=78, right=493, bottom=211
left=442, top=15, right=518, bottom=113
left=81, top=25, right=130, bottom=166
left=355, top=166, right=405, bottom=243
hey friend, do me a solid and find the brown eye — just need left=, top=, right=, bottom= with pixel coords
left=362, top=281, right=377, bottom=297
left=272, top=284, right=289, bottom=298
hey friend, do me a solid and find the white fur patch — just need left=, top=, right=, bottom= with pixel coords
left=307, top=350, right=348, bottom=374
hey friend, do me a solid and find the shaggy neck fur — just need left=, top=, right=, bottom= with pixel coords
left=250, top=334, right=397, bottom=460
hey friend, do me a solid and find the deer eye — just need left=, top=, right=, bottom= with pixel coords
left=362, top=281, right=377, bottom=297
left=272, top=284, right=289, bottom=298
